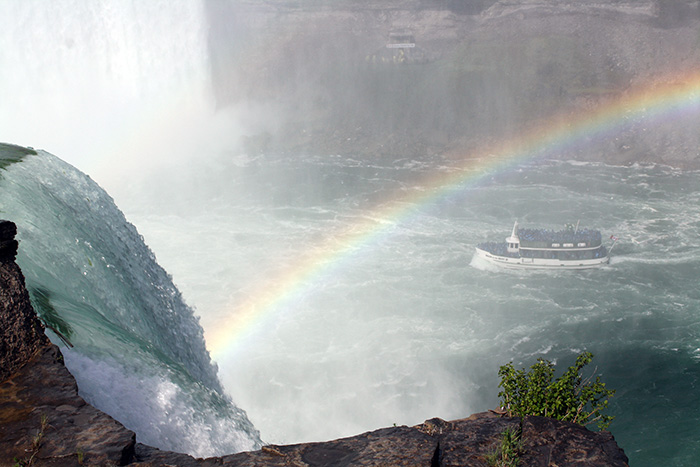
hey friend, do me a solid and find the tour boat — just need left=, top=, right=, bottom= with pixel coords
left=474, top=221, right=617, bottom=270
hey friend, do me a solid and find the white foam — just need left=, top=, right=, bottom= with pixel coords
left=62, top=350, right=259, bottom=457
left=610, top=255, right=699, bottom=265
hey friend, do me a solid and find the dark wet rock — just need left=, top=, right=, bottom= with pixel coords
left=519, top=416, right=630, bottom=467
left=429, top=413, right=522, bottom=466
left=0, top=220, right=18, bottom=262
left=0, top=220, right=48, bottom=382
left=131, top=413, right=629, bottom=466
left=131, top=443, right=205, bottom=467
left=0, top=220, right=136, bottom=466
left=0, top=345, right=136, bottom=466
left=207, top=425, right=438, bottom=466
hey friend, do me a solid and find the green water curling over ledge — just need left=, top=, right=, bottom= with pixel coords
left=0, top=143, right=37, bottom=170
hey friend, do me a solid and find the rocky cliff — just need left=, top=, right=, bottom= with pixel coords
left=0, top=220, right=628, bottom=466
left=0, top=221, right=45, bottom=383
left=206, top=0, right=700, bottom=168
left=0, top=220, right=136, bottom=465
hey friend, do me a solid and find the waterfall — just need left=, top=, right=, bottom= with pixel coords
left=0, top=0, right=232, bottom=197
left=0, top=1, right=261, bottom=456
left=0, top=149, right=262, bottom=456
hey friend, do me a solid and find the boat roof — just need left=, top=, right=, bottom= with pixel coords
left=517, top=226, right=602, bottom=244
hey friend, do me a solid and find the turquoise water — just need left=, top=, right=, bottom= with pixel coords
left=0, top=151, right=261, bottom=457
left=124, top=154, right=700, bottom=466
left=2, top=150, right=699, bottom=465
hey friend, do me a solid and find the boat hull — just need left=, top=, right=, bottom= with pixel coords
left=474, top=247, right=609, bottom=270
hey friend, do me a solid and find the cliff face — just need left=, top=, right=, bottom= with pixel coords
left=134, top=414, right=629, bottom=467
left=206, top=0, right=700, bottom=168
left=0, top=219, right=628, bottom=466
left=0, top=221, right=47, bottom=382
left=0, top=220, right=136, bottom=466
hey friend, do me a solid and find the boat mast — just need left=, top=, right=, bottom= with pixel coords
left=506, top=220, right=520, bottom=254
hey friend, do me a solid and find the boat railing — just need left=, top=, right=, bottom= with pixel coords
left=519, top=240, right=602, bottom=249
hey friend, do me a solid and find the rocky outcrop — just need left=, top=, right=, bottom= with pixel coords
left=0, top=220, right=48, bottom=382
left=130, top=412, right=629, bottom=466
left=0, top=220, right=629, bottom=466
left=0, top=345, right=136, bottom=466
left=0, top=220, right=135, bottom=466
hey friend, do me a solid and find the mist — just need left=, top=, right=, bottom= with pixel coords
left=205, top=0, right=700, bottom=167
left=0, top=0, right=242, bottom=205
left=4, top=0, right=699, bottom=196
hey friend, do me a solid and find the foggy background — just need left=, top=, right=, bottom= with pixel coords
left=206, top=0, right=700, bottom=168
left=3, top=0, right=699, bottom=194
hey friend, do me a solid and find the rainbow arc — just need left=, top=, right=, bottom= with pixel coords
left=207, top=70, right=700, bottom=358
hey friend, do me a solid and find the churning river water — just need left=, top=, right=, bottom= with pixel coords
left=120, top=153, right=700, bottom=466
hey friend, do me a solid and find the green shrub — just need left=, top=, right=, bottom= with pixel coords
left=497, top=352, right=615, bottom=430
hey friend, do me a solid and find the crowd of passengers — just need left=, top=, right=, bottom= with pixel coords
left=517, top=228, right=602, bottom=245
left=520, top=246, right=608, bottom=260
left=478, top=242, right=608, bottom=260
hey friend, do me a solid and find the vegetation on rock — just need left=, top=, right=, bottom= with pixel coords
left=497, top=351, right=615, bottom=430
left=486, top=426, right=523, bottom=467
left=13, top=414, right=48, bottom=467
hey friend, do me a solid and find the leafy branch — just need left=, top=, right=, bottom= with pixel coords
left=497, top=352, right=615, bottom=430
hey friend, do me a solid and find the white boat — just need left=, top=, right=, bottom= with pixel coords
left=474, top=221, right=617, bottom=270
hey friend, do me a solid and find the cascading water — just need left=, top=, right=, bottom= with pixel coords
left=0, top=0, right=236, bottom=201
left=0, top=149, right=261, bottom=456
left=1, top=2, right=259, bottom=455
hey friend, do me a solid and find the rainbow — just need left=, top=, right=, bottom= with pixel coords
left=206, top=70, right=700, bottom=359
